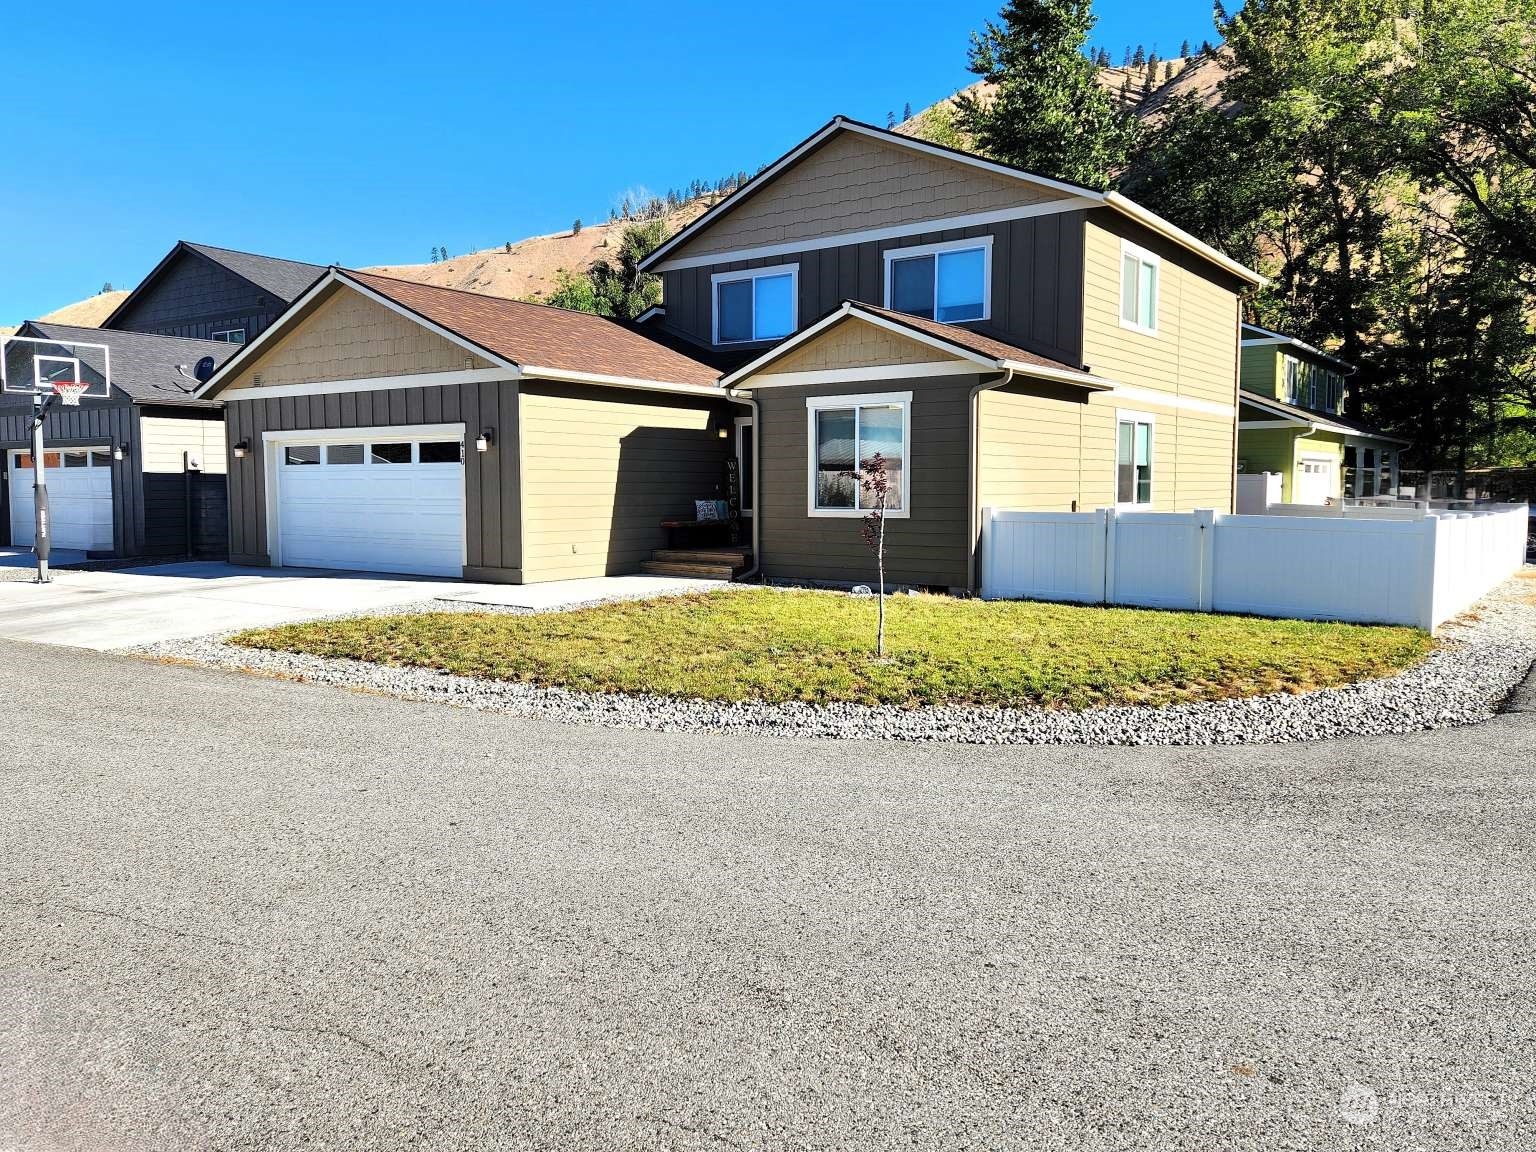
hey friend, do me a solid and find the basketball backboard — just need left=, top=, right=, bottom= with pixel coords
left=1, top=335, right=112, bottom=400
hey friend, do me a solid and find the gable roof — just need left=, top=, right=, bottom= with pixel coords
left=103, top=241, right=327, bottom=330
left=722, top=301, right=1113, bottom=391
left=638, top=116, right=1265, bottom=288
left=1239, top=391, right=1409, bottom=444
left=1241, top=323, right=1355, bottom=371
left=19, top=321, right=238, bottom=407
left=198, top=268, right=722, bottom=399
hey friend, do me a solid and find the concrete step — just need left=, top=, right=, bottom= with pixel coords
left=639, top=560, right=738, bottom=580
left=652, top=548, right=752, bottom=567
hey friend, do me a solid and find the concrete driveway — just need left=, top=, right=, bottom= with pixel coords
left=0, top=562, right=470, bottom=648
left=2, top=641, right=1533, bottom=1151
left=0, top=561, right=720, bottom=648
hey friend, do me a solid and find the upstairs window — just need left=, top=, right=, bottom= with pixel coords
left=1119, top=241, right=1160, bottom=335
left=712, top=266, right=797, bottom=344
left=884, top=238, right=990, bottom=323
left=1284, top=357, right=1302, bottom=405
left=211, top=328, right=246, bottom=344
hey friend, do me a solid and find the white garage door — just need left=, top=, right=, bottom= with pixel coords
left=1295, top=457, right=1334, bottom=505
left=9, top=448, right=114, bottom=552
left=275, top=434, right=465, bottom=577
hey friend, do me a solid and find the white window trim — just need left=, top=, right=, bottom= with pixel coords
left=211, top=327, right=247, bottom=344
left=882, top=235, right=993, bottom=324
left=711, top=264, right=799, bottom=345
left=1118, top=240, right=1161, bottom=337
left=805, top=391, right=912, bottom=519
left=1114, top=408, right=1156, bottom=509
left=35, top=355, right=81, bottom=389
left=734, top=415, right=754, bottom=517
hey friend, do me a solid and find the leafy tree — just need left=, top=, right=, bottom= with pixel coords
left=955, top=0, right=1138, bottom=189
left=853, top=453, right=894, bottom=657
left=536, top=219, right=666, bottom=320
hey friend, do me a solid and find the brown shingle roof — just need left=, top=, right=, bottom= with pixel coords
left=344, top=269, right=720, bottom=387
left=855, top=304, right=1090, bottom=375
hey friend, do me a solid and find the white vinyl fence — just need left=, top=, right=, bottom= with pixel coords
left=981, top=504, right=1529, bottom=631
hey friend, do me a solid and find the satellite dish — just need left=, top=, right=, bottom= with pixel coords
left=193, top=356, right=216, bottom=383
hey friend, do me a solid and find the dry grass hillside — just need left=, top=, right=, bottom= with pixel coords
left=3, top=289, right=130, bottom=338
left=365, top=200, right=714, bottom=304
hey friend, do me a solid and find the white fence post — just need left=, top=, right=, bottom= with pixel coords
left=980, top=506, right=994, bottom=598
left=1102, top=507, right=1117, bottom=605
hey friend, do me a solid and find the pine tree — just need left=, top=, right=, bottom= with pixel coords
left=887, top=110, right=897, bottom=128
left=955, top=0, right=1138, bottom=189
left=1132, top=44, right=1146, bottom=67
left=903, top=101, right=913, bottom=120
left=1180, top=38, right=1191, bottom=57
left=572, top=219, right=582, bottom=235
left=1122, top=46, right=1131, bottom=66
left=100, top=281, right=113, bottom=293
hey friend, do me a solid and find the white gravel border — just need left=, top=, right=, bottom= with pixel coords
left=126, top=572, right=1536, bottom=746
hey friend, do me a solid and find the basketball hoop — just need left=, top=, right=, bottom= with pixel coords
left=52, top=381, right=90, bottom=406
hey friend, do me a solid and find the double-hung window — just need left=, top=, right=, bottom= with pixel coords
left=712, top=265, right=797, bottom=344
left=1115, top=412, right=1154, bottom=506
left=806, top=392, right=910, bottom=517
left=884, top=237, right=991, bottom=323
left=1119, top=241, right=1159, bottom=335
left=1284, top=357, right=1302, bottom=405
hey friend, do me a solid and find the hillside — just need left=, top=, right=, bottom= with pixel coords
left=2, top=288, right=130, bottom=338
left=364, top=200, right=714, bottom=303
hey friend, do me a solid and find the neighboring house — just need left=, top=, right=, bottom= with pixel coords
left=102, top=241, right=326, bottom=345
left=195, top=268, right=734, bottom=581
left=640, top=116, right=1262, bottom=589
left=196, top=117, right=1261, bottom=590
left=0, top=322, right=234, bottom=556
left=1236, top=323, right=1408, bottom=503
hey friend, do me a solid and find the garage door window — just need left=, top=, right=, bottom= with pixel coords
left=63, top=451, right=90, bottom=468
left=90, top=450, right=112, bottom=467
left=418, top=441, right=462, bottom=464
left=371, top=443, right=412, bottom=464
left=326, top=443, right=365, bottom=465
left=285, top=445, right=320, bottom=465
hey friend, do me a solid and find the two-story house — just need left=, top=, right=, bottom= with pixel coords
left=1236, top=323, right=1409, bottom=503
left=191, top=117, right=1261, bottom=589
left=639, top=117, right=1263, bottom=589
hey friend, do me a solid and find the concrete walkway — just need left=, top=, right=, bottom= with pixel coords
left=0, top=562, right=725, bottom=649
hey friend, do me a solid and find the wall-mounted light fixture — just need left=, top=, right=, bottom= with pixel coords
left=475, top=428, right=495, bottom=453
left=717, top=425, right=730, bottom=440
left=233, top=439, right=250, bottom=460
left=112, top=441, right=129, bottom=462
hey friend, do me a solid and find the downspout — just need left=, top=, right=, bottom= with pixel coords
left=734, top=392, right=762, bottom=583
left=966, top=366, right=1015, bottom=596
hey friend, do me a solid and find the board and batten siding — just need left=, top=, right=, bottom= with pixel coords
left=222, top=380, right=522, bottom=580
left=219, top=288, right=493, bottom=392
left=518, top=382, right=734, bottom=582
left=108, top=249, right=293, bottom=343
left=140, top=415, right=228, bottom=474
left=0, top=397, right=143, bottom=555
left=662, top=212, right=1087, bottom=369
left=755, top=373, right=976, bottom=589
left=1079, top=209, right=1244, bottom=513
left=664, top=131, right=1078, bottom=265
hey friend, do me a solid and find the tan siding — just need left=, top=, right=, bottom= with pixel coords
left=668, top=132, right=1074, bottom=263
left=222, top=287, right=491, bottom=392
left=1080, top=210, right=1241, bottom=512
left=139, top=416, right=228, bottom=475
left=977, top=383, right=1095, bottom=511
left=761, top=317, right=961, bottom=375
left=519, top=383, right=732, bottom=582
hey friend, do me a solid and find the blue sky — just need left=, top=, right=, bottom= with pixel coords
left=0, top=0, right=1222, bottom=322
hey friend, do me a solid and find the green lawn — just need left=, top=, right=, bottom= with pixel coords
left=231, top=588, right=1433, bottom=710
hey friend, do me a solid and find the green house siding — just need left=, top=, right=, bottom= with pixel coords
left=1240, top=345, right=1282, bottom=400
left=1237, top=426, right=1346, bottom=502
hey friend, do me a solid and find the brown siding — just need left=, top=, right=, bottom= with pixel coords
left=222, top=379, right=522, bottom=580
left=661, top=213, right=1086, bottom=367
left=519, top=382, right=734, bottom=581
left=220, top=287, right=492, bottom=392
left=755, top=374, right=977, bottom=589
left=665, top=131, right=1076, bottom=263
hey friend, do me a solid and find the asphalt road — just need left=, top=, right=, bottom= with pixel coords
left=3, top=642, right=1534, bottom=1151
